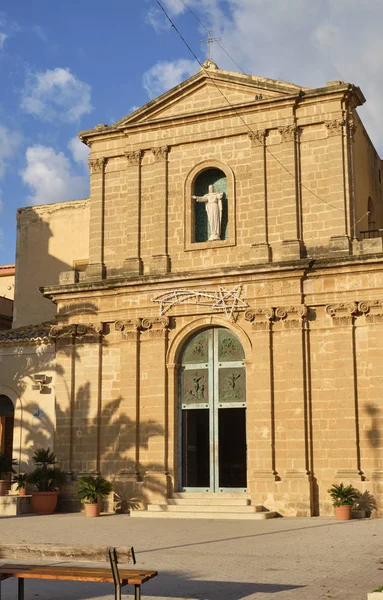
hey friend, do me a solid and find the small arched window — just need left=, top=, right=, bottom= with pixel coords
left=193, top=168, right=228, bottom=243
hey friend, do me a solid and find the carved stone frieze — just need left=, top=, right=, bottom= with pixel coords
left=275, top=305, right=307, bottom=329
left=244, top=308, right=274, bottom=331
left=125, top=150, right=143, bottom=166
left=326, top=302, right=358, bottom=326
left=151, top=146, right=169, bottom=161
left=325, top=118, right=345, bottom=137
left=278, top=125, right=297, bottom=143
left=88, top=157, right=105, bottom=174
left=248, top=130, right=267, bottom=146
left=358, top=300, right=383, bottom=324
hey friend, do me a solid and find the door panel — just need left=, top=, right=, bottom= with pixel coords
left=180, top=328, right=247, bottom=492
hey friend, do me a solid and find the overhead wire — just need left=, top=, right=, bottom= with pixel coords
left=155, top=0, right=346, bottom=215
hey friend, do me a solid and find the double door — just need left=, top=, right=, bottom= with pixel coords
left=179, top=328, right=247, bottom=492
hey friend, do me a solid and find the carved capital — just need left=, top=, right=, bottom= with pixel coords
left=358, top=300, right=383, bottom=324
left=151, top=146, right=169, bottom=161
left=114, top=319, right=141, bottom=340
left=326, top=302, right=358, bottom=326
left=248, top=130, right=267, bottom=146
left=88, top=157, right=105, bottom=174
left=348, top=117, right=357, bottom=140
left=278, top=125, right=297, bottom=143
left=325, top=119, right=345, bottom=137
left=275, top=305, right=307, bottom=329
left=125, top=150, right=143, bottom=166
left=50, top=323, right=102, bottom=341
left=244, top=308, right=274, bottom=331
left=141, top=316, right=170, bottom=338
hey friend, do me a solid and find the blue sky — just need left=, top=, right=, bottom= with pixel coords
left=1, top=0, right=383, bottom=265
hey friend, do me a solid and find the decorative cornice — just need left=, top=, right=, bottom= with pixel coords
left=125, top=150, right=143, bottom=166
left=326, top=302, right=358, bottom=326
left=244, top=308, right=274, bottom=331
left=358, top=300, right=383, bottom=323
left=248, top=130, right=267, bottom=146
left=88, top=157, right=105, bottom=174
left=278, top=125, right=297, bottom=143
left=151, top=146, right=169, bottom=161
left=325, top=118, right=345, bottom=137
left=275, top=305, right=307, bottom=328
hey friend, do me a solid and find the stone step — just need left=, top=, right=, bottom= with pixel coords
left=148, top=503, right=261, bottom=513
left=167, top=497, right=251, bottom=506
left=0, top=495, right=32, bottom=517
left=172, top=492, right=249, bottom=499
left=131, top=509, right=276, bottom=520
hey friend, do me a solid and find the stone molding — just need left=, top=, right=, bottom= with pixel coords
left=125, top=150, right=143, bottom=166
left=275, top=305, right=307, bottom=329
left=151, top=146, right=169, bottom=161
left=17, top=199, right=89, bottom=222
left=326, top=302, right=358, bottom=326
left=88, top=157, right=105, bottom=174
left=248, top=130, right=267, bottom=146
left=358, top=300, right=383, bottom=323
left=278, top=125, right=297, bottom=143
left=325, top=118, right=345, bottom=137
left=50, top=323, right=103, bottom=341
left=244, top=308, right=274, bottom=331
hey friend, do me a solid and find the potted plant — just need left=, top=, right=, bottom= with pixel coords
left=27, top=448, right=64, bottom=515
left=12, top=473, right=28, bottom=496
left=0, top=452, right=17, bottom=496
left=328, top=482, right=358, bottom=520
left=76, top=475, right=113, bottom=517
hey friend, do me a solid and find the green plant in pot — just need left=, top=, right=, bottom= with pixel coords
left=0, top=452, right=17, bottom=496
left=328, top=483, right=359, bottom=520
left=27, top=448, right=64, bottom=515
left=12, top=473, right=28, bottom=496
left=76, top=475, right=113, bottom=517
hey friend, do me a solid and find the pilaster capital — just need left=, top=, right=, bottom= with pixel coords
left=141, top=316, right=170, bottom=338
left=88, top=157, right=105, bottom=174
left=151, top=145, right=169, bottom=161
left=124, top=150, right=143, bottom=166
left=114, top=319, right=141, bottom=340
left=248, top=129, right=267, bottom=146
left=325, top=118, right=345, bottom=137
left=244, top=308, right=274, bottom=331
left=326, top=302, right=358, bottom=326
left=358, top=300, right=383, bottom=323
left=49, top=323, right=103, bottom=341
left=278, top=124, right=297, bottom=143
left=275, top=305, right=307, bottom=329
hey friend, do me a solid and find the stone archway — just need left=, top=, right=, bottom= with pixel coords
left=178, top=326, right=247, bottom=492
left=0, top=395, right=14, bottom=464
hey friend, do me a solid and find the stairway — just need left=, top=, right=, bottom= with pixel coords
left=130, top=493, right=276, bottom=520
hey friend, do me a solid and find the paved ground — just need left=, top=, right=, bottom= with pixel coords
left=0, top=513, right=382, bottom=599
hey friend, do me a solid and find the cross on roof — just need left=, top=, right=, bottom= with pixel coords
left=201, top=30, right=221, bottom=61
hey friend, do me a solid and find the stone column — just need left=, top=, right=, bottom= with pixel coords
left=123, top=151, right=143, bottom=275
left=166, top=362, right=179, bottom=492
left=248, top=131, right=271, bottom=263
left=87, top=157, right=106, bottom=280
left=276, top=125, right=302, bottom=260
left=244, top=309, right=277, bottom=501
left=139, top=317, right=170, bottom=504
left=148, top=146, right=170, bottom=275
left=326, top=302, right=363, bottom=480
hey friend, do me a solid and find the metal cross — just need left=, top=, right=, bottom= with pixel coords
left=201, top=30, right=221, bottom=61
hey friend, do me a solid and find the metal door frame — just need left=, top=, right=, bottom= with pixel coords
left=179, top=328, right=247, bottom=492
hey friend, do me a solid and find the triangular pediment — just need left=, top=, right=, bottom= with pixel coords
left=113, top=67, right=308, bottom=127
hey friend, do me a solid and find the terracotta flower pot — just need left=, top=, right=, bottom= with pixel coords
left=0, top=480, right=8, bottom=496
left=31, top=491, right=58, bottom=515
left=85, top=503, right=100, bottom=518
left=335, top=505, right=352, bottom=520
left=19, top=487, right=27, bottom=496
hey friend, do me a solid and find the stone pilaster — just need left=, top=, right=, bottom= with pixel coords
left=122, top=151, right=143, bottom=275
left=248, top=131, right=271, bottom=263
left=86, top=158, right=106, bottom=280
left=148, top=146, right=170, bottom=275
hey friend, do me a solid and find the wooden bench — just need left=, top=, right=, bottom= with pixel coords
left=0, top=544, right=157, bottom=600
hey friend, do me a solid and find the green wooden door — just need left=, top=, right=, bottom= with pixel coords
left=180, top=328, right=247, bottom=492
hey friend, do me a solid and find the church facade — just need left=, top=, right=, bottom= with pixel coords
left=1, top=61, right=383, bottom=517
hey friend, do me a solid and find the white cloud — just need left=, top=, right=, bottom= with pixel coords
left=143, top=58, right=197, bottom=98
left=68, top=136, right=90, bottom=168
left=0, top=32, right=7, bottom=49
left=21, top=67, right=93, bottom=123
left=0, top=125, right=22, bottom=179
left=21, top=145, right=89, bottom=206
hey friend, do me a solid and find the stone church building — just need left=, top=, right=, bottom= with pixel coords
left=1, top=61, right=383, bottom=517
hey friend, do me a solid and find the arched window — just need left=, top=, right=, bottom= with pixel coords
left=0, top=395, right=14, bottom=461
left=193, top=168, right=228, bottom=243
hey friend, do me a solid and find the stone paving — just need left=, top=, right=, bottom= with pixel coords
left=0, top=513, right=383, bottom=599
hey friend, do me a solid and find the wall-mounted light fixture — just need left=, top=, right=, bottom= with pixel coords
left=32, top=374, right=49, bottom=392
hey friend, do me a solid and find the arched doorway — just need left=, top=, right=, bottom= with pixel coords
left=179, top=327, right=247, bottom=492
left=0, top=395, right=14, bottom=461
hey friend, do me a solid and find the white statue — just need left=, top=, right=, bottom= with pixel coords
left=193, top=184, right=224, bottom=241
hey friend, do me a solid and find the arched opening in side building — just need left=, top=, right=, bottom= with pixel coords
left=179, top=327, right=247, bottom=492
left=0, top=395, right=14, bottom=463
